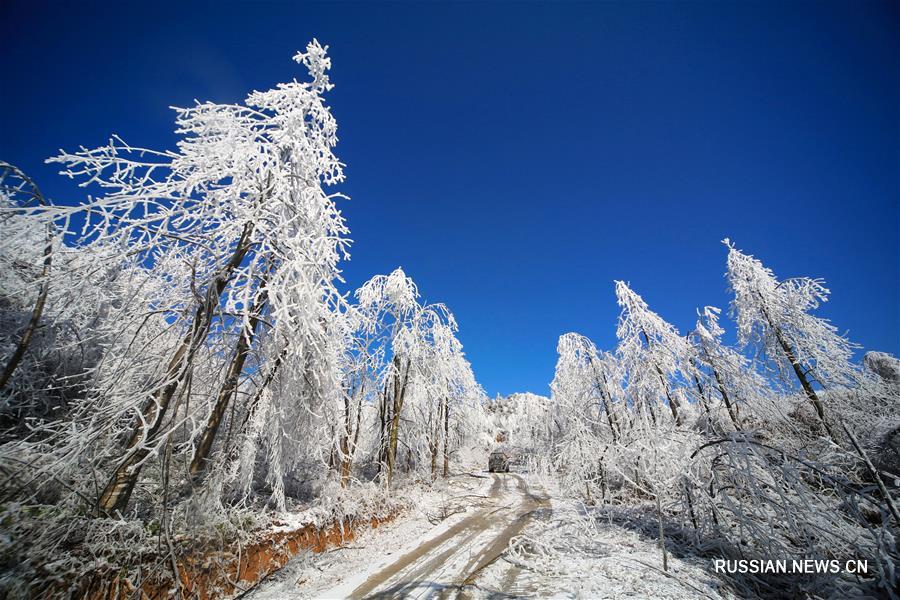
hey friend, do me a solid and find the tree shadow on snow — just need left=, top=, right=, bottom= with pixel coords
left=582, top=505, right=866, bottom=600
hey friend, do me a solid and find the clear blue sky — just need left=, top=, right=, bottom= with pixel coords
left=2, top=1, right=897, bottom=398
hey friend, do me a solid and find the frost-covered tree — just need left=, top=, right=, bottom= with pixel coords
left=488, top=392, right=553, bottom=457
left=0, top=163, right=53, bottom=398
left=354, top=268, right=483, bottom=485
left=615, top=281, right=690, bottom=426
left=412, top=315, right=482, bottom=479
left=688, top=306, right=773, bottom=430
left=0, top=40, right=498, bottom=599
left=355, top=268, right=420, bottom=485
left=515, top=244, right=897, bottom=597
left=724, top=240, right=859, bottom=440
left=2, top=41, right=350, bottom=515
left=330, top=303, right=383, bottom=487
left=388, top=304, right=480, bottom=483
left=549, top=334, right=623, bottom=501
left=1, top=164, right=150, bottom=440
left=552, top=333, right=623, bottom=443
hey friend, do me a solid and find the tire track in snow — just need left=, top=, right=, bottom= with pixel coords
left=347, top=475, right=505, bottom=598
left=349, top=473, right=550, bottom=599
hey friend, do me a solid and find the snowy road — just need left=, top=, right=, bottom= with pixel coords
left=249, top=472, right=731, bottom=599
left=342, top=473, right=549, bottom=599
left=350, top=474, right=549, bottom=598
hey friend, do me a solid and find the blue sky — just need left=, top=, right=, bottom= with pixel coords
left=2, top=1, right=897, bottom=398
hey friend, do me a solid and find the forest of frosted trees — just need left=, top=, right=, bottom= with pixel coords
left=0, top=43, right=487, bottom=597
left=1, top=41, right=898, bottom=599
left=509, top=244, right=900, bottom=598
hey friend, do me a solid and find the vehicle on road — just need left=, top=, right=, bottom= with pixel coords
left=488, top=449, right=510, bottom=473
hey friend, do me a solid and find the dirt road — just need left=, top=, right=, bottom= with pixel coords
left=251, top=472, right=723, bottom=599
left=347, top=473, right=549, bottom=599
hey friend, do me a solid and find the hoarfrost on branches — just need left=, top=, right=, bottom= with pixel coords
left=0, top=42, right=489, bottom=596
left=0, top=35, right=897, bottom=599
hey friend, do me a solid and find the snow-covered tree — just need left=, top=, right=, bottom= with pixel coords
left=0, top=163, right=53, bottom=401
left=355, top=268, right=421, bottom=485
left=0, top=39, right=499, bottom=599
left=489, top=393, right=552, bottom=447
left=724, top=239, right=859, bottom=440
left=329, top=303, right=383, bottom=487
left=413, top=315, right=483, bottom=479
left=615, top=281, right=690, bottom=426
left=1, top=41, right=351, bottom=516
left=552, top=333, right=623, bottom=443
left=688, top=306, right=773, bottom=430
left=354, top=267, right=483, bottom=485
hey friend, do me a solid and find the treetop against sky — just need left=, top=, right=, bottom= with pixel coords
left=1, top=0, right=896, bottom=396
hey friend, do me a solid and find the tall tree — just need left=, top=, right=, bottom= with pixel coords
left=724, top=240, right=858, bottom=440
left=0, top=163, right=53, bottom=394
left=688, top=306, right=772, bottom=430
left=615, top=281, right=690, bottom=426
left=356, top=268, right=421, bottom=486
left=553, top=333, right=623, bottom=443
left=43, top=40, right=350, bottom=513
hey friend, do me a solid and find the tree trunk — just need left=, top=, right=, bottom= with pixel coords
left=97, top=223, right=254, bottom=514
left=339, top=392, right=353, bottom=485
left=687, top=355, right=719, bottom=431
left=843, top=422, right=900, bottom=527
left=645, top=399, right=658, bottom=426
left=327, top=429, right=337, bottom=471
left=386, top=356, right=410, bottom=487
left=430, top=397, right=448, bottom=482
left=694, top=348, right=739, bottom=429
left=586, top=355, right=620, bottom=442
left=0, top=168, right=52, bottom=392
left=405, top=440, right=413, bottom=473
left=776, top=328, right=835, bottom=439
left=711, top=363, right=740, bottom=429
left=376, top=379, right=390, bottom=478
left=429, top=401, right=440, bottom=481
left=430, top=440, right=438, bottom=481
left=340, top=379, right=366, bottom=487
left=596, top=370, right=621, bottom=442
left=442, top=397, right=450, bottom=478
left=656, top=493, right=668, bottom=572
left=690, top=372, right=711, bottom=417
left=239, top=343, right=287, bottom=430
left=758, top=297, right=835, bottom=441
left=189, top=275, right=269, bottom=479
left=649, top=361, right=682, bottom=425
left=641, top=329, right=683, bottom=425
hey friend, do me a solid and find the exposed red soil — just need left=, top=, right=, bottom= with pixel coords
left=50, top=514, right=396, bottom=600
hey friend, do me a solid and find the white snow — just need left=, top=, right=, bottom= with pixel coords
left=249, top=472, right=733, bottom=599
left=247, top=472, right=495, bottom=599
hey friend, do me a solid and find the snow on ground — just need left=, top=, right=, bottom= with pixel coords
left=466, top=472, right=733, bottom=599
left=246, top=471, right=495, bottom=599
left=248, top=469, right=733, bottom=599
left=343, top=472, right=544, bottom=598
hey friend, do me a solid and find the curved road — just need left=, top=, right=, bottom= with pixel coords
left=348, top=473, right=549, bottom=599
